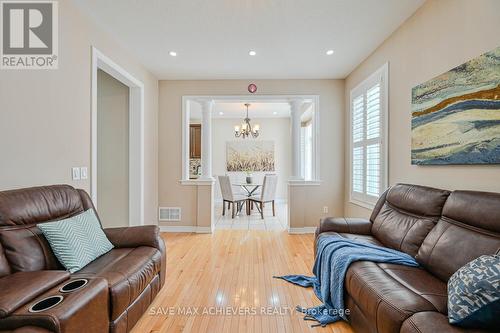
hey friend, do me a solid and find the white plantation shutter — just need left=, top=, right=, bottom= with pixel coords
left=352, top=146, right=364, bottom=193
left=352, top=96, right=364, bottom=143
left=350, top=64, right=388, bottom=206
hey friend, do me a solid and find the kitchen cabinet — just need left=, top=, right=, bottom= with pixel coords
left=190, top=124, right=201, bottom=158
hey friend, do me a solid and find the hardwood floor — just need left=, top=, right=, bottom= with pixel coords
left=131, top=230, right=354, bottom=333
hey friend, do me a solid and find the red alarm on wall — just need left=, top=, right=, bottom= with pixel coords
left=248, top=83, right=257, bottom=93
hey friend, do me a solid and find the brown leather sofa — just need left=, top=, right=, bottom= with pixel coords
left=0, top=185, right=166, bottom=333
left=315, top=183, right=500, bottom=333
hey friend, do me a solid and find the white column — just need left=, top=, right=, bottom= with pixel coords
left=290, top=99, right=304, bottom=180
left=200, top=100, right=214, bottom=180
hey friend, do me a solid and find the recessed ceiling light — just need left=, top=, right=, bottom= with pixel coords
left=169, top=51, right=177, bottom=57
left=219, top=111, right=224, bottom=115
left=248, top=50, right=257, bottom=56
left=273, top=111, right=278, bottom=115
left=326, top=50, right=334, bottom=55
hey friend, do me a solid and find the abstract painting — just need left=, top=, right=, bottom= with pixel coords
left=411, top=46, right=500, bottom=165
left=226, top=141, right=275, bottom=172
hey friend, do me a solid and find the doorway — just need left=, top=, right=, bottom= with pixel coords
left=181, top=95, right=320, bottom=232
left=96, top=70, right=130, bottom=227
left=91, top=47, right=145, bottom=227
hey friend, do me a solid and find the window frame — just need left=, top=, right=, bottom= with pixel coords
left=349, top=63, right=389, bottom=209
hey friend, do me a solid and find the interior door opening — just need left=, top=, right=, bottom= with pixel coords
left=96, top=69, right=130, bottom=228
left=91, top=47, right=145, bottom=227
left=181, top=95, right=320, bottom=232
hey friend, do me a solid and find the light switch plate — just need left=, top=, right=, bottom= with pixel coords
left=72, top=167, right=81, bottom=180
left=80, top=167, right=88, bottom=180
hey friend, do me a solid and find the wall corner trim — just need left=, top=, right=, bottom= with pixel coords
left=288, top=227, right=317, bottom=234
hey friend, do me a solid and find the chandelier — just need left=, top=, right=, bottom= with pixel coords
left=234, top=103, right=260, bottom=139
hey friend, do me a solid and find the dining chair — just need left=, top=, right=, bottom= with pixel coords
left=218, top=175, right=248, bottom=218
left=249, top=174, right=278, bottom=219
left=248, top=173, right=274, bottom=211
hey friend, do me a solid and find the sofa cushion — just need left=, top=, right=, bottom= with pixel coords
left=0, top=185, right=88, bottom=227
left=315, top=232, right=382, bottom=256
left=377, top=263, right=448, bottom=314
left=345, top=261, right=445, bottom=333
left=400, top=312, right=486, bottom=333
left=0, top=243, right=10, bottom=277
left=11, top=327, right=53, bottom=333
left=74, top=246, right=162, bottom=320
left=318, top=232, right=382, bottom=246
left=0, top=225, right=62, bottom=272
left=381, top=184, right=450, bottom=217
left=37, top=209, right=114, bottom=273
left=371, top=184, right=450, bottom=257
left=441, top=190, right=500, bottom=233
left=416, top=191, right=500, bottom=282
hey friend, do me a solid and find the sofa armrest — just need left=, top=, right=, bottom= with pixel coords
left=317, top=217, right=372, bottom=236
left=401, top=312, right=488, bottom=333
left=104, top=225, right=167, bottom=286
left=0, top=271, right=70, bottom=318
left=104, top=225, right=162, bottom=250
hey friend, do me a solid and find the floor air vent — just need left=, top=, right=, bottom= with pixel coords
left=159, top=207, right=181, bottom=221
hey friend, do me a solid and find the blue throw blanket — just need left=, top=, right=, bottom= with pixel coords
left=274, top=235, right=419, bottom=327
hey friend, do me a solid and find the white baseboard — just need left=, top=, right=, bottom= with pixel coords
left=196, top=226, right=213, bottom=233
left=159, top=225, right=213, bottom=233
left=288, top=227, right=317, bottom=234
left=214, top=198, right=287, bottom=204
left=160, top=225, right=315, bottom=234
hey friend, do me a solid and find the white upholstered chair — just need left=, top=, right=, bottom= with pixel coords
left=218, top=175, right=248, bottom=218
left=249, top=174, right=278, bottom=219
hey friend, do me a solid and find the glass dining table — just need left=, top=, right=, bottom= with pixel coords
left=232, top=182, right=262, bottom=215
left=232, top=182, right=262, bottom=197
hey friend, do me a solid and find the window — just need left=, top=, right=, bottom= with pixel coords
left=350, top=63, right=388, bottom=207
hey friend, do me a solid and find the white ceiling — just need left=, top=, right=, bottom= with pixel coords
left=72, top=0, right=424, bottom=80
left=190, top=102, right=291, bottom=120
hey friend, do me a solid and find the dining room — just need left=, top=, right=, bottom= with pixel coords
left=189, top=101, right=295, bottom=230
left=215, top=103, right=292, bottom=230
left=184, top=95, right=319, bottom=233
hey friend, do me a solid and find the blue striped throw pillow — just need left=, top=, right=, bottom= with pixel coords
left=37, top=209, right=114, bottom=273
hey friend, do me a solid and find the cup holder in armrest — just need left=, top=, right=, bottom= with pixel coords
left=59, top=278, right=89, bottom=293
left=29, top=295, right=64, bottom=313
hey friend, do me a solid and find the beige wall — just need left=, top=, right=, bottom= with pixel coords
left=212, top=117, right=291, bottom=201
left=97, top=70, right=129, bottom=228
left=344, top=0, right=500, bottom=218
left=6, top=0, right=495, bottom=229
left=0, top=0, right=159, bottom=225
left=159, top=80, right=344, bottom=228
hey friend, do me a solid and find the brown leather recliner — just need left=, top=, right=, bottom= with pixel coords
left=0, top=185, right=166, bottom=333
left=315, top=183, right=500, bottom=333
